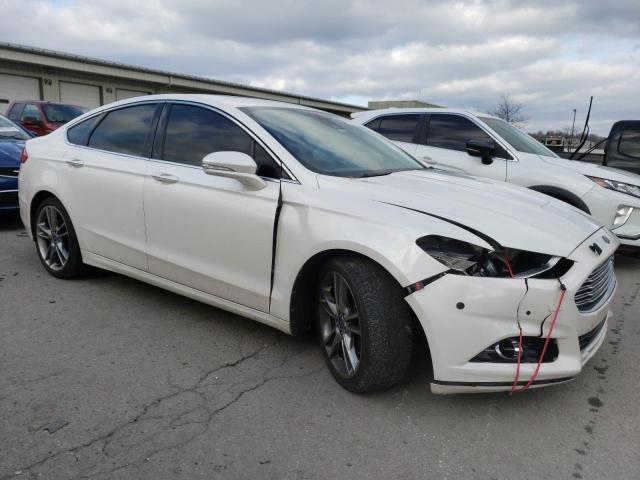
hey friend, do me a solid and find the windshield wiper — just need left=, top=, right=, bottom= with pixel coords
left=357, top=170, right=393, bottom=178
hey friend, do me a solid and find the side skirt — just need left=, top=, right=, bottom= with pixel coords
left=82, top=251, right=292, bottom=335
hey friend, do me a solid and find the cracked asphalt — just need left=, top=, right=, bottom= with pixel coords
left=1, top=213, right=639, bottom=480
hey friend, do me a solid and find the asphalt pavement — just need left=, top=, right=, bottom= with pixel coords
left=1, top=213, right=639, bottom=480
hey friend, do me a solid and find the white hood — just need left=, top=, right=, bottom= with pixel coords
left=542, top=155, right=640, bottom=185
left=324, top=169, right=602, bottom=257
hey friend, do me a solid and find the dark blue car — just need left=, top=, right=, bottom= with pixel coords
left=0, top=114, right=31, bottom=211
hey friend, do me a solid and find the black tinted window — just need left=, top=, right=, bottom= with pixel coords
left=427, top=115, right=492, bottom=152
left=8, top=103, right=24, bottom=121
left=88, top=104, right=157, bottom=156
left=369, top=115, right=419, bottom=142
left=619, top=127, right=640, bottom=159
left=67, top=115, right=102, bottom=146
left=161, top=104, right=283, bottom=178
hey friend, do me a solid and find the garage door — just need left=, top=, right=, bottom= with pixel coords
left=59, top=81, right=101, bottom=109
left=116, top=88, right=150, bottom=101
left=0, top=73, right=41, bottom=114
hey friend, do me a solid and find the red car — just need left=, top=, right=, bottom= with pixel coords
left=5, top=101, right=88, bottom=136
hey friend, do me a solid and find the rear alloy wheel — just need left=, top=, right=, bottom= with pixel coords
left=316, top=257, right=414, bottom=393
left=34, top=197, right=84, bottom=278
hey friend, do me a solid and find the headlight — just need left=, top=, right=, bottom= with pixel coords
left=613, top=205, right=634, bottom=227
left=416, top=235, right=573, bottom=278
left=587, top=176, right=640, bottom=199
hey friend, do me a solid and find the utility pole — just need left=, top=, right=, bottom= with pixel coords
left=570, top=108, right=577, bottom=152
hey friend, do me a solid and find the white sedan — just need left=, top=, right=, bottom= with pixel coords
left=18, top=95, right=618, bottom=394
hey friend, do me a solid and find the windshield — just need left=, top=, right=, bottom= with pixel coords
left=241, top=107, right=425, bottom=177
left=42, top=104, right=88, bottom=123
left=480, top=117, right=558, bottom=158
left=0, top=115, right=30, bottom=140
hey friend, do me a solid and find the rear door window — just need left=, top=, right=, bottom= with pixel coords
left=366, top=114, right=420, bottom=142
left=88, top=104, right=158, bottom=157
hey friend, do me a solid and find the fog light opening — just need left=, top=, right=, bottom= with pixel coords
left=471, top=337, right=559, bottom=363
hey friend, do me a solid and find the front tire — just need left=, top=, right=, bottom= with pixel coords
left=316, top=256, right=413, bottom=393
left=33, top=197, right=84, bottom=279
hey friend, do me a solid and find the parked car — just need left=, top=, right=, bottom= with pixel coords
left=0, top=114, right=31, bottom=211
left=19, top=95, right=618, bottom=394
left=6, top=101, right=88, bottom=136
left=601, top=120, right=640, bottom=175
left=352, top=109, right=640, bottom=251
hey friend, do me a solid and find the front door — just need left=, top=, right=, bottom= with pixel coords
left=414, top=113, right=509, bottom=181
left=143, top=103, right=281, bottom=312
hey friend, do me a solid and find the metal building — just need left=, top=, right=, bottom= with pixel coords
left=0, top=42, right=366, bottom=117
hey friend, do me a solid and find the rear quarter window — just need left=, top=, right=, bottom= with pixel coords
left=366, top=115, right=420, bottom=143
left=67, top=115, right=103, bottom=146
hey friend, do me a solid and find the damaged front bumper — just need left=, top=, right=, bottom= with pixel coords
left=405, top=228, right=618, bottom=394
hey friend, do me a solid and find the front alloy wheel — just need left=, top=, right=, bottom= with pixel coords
left=318, top=271, right=362, bottom=378
left=316, top=257, right=414, bottom=393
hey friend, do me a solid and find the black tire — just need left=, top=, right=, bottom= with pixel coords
left=33, top=196, right=85, bottom=279
left=316, top=256, right=413, bottom=393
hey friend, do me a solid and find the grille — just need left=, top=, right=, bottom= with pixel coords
left=574, top=256, right=615, bottom=313
left=0, top=190, right=18, bottom=206
left=578, top=318, right=607, bottom=351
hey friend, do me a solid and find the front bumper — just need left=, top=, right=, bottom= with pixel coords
left=405, top=228, right=618, bottom=394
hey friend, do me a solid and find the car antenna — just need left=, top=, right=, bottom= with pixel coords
left=568, top=96, right=593, bottom=160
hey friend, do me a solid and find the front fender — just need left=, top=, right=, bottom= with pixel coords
left=269, top=182, right=493, bottom=322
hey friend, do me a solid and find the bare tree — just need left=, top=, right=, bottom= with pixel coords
left=487, top=93, right=528, bottom=125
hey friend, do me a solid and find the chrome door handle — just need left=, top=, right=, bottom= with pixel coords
left=421, top=156, right=437, bottom=164
left=151, top=172, right=179, bottom=184
left=65, top=158, right=84, bottom=168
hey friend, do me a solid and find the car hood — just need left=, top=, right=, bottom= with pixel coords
left=541, top=154, right=640, bottom=185
left=322, top=169, right=601, bottom=257
left=0, top=140, right=23, bottom=167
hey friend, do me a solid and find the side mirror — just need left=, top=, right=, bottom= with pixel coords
left=202, top=151, right=266, bottom=191
left=466, top=139, right=495, bottom=165
left=23, top=116, right=43, bottom=127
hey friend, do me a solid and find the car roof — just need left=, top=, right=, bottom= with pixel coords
left=352, top=108, right=501, bottom=121
left=108, top=94, right=314, bottom=112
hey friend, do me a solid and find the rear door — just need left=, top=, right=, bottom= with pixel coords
left=63, top=102, right=161, bottom=270
left=143, top=103, right=282, bottom=312
left=415, top=113, right=509, bottom=181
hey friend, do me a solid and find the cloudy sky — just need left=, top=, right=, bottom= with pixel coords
left=3, top=0, right=639, bottom=134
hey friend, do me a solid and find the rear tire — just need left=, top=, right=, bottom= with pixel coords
left=316, top=256, right=413, bottom=393
left=33, top=197, right=85, bottom=279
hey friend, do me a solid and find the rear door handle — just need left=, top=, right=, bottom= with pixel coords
left=151, top=172, right=179, bottom=184
left=65, top=158, right=84, bottom=168
left=421, top=156, right=437, bottom=165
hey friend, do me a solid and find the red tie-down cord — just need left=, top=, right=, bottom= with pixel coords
left=509, top=280, right=567, bottom=395
left=502, top=250, right=568, bottom=395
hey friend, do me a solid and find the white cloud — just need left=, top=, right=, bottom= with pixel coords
left=1, top=0, right=639, bottom=134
